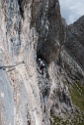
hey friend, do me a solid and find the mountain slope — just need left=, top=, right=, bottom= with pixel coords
left=0, top=0, right=84, bottom=125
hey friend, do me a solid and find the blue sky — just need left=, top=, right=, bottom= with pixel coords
left=59, top=0, right=84, bottom=24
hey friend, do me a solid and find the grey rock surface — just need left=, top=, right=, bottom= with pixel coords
left=65, top=16, right=84, bottom=71
left=0, top=0, right=84, bottom=125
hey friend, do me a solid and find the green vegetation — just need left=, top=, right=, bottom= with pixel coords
left=69, top=81, right=84, bottom=111
left=50, top=113, right=84, bottom=125
left=50, top=114, right=68, bottom=125
left=50, top=81, right=84, bottom=125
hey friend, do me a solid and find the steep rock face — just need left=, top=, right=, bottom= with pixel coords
left=57, top=16, right=84, bottom=85
left=31, top=0, right=65, bottom=63
left=0, top=1, right=42, bottom=125
left=65, top=16, right=84, bottom=71
left=0, top=0, right=83, bottom=125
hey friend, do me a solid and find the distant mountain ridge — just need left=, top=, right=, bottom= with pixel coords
left=65, top=15, right=84, bottom=71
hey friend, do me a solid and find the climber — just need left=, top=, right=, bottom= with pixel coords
left=38, top=58, right=45, bottom=74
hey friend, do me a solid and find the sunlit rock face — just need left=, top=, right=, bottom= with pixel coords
left=0, top=0, right=84, bottom=125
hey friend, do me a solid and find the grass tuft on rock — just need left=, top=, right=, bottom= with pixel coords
left=50, top=81, right=84, bottom=125
left=69, top=81, right=84, bottom=111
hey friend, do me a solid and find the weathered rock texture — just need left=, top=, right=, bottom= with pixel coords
left=65, top=16, right=84, bottom=69
left=0, top=0, right=84, bottom=125
left=64, top=15, right=84, bottom=83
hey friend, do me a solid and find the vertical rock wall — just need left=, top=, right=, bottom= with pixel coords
left=0, top=0, right=77, bottom=125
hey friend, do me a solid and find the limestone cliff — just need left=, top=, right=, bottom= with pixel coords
left=0, top=0, right=84, bottom=125
left=65, top=16, right=84, bottom=71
